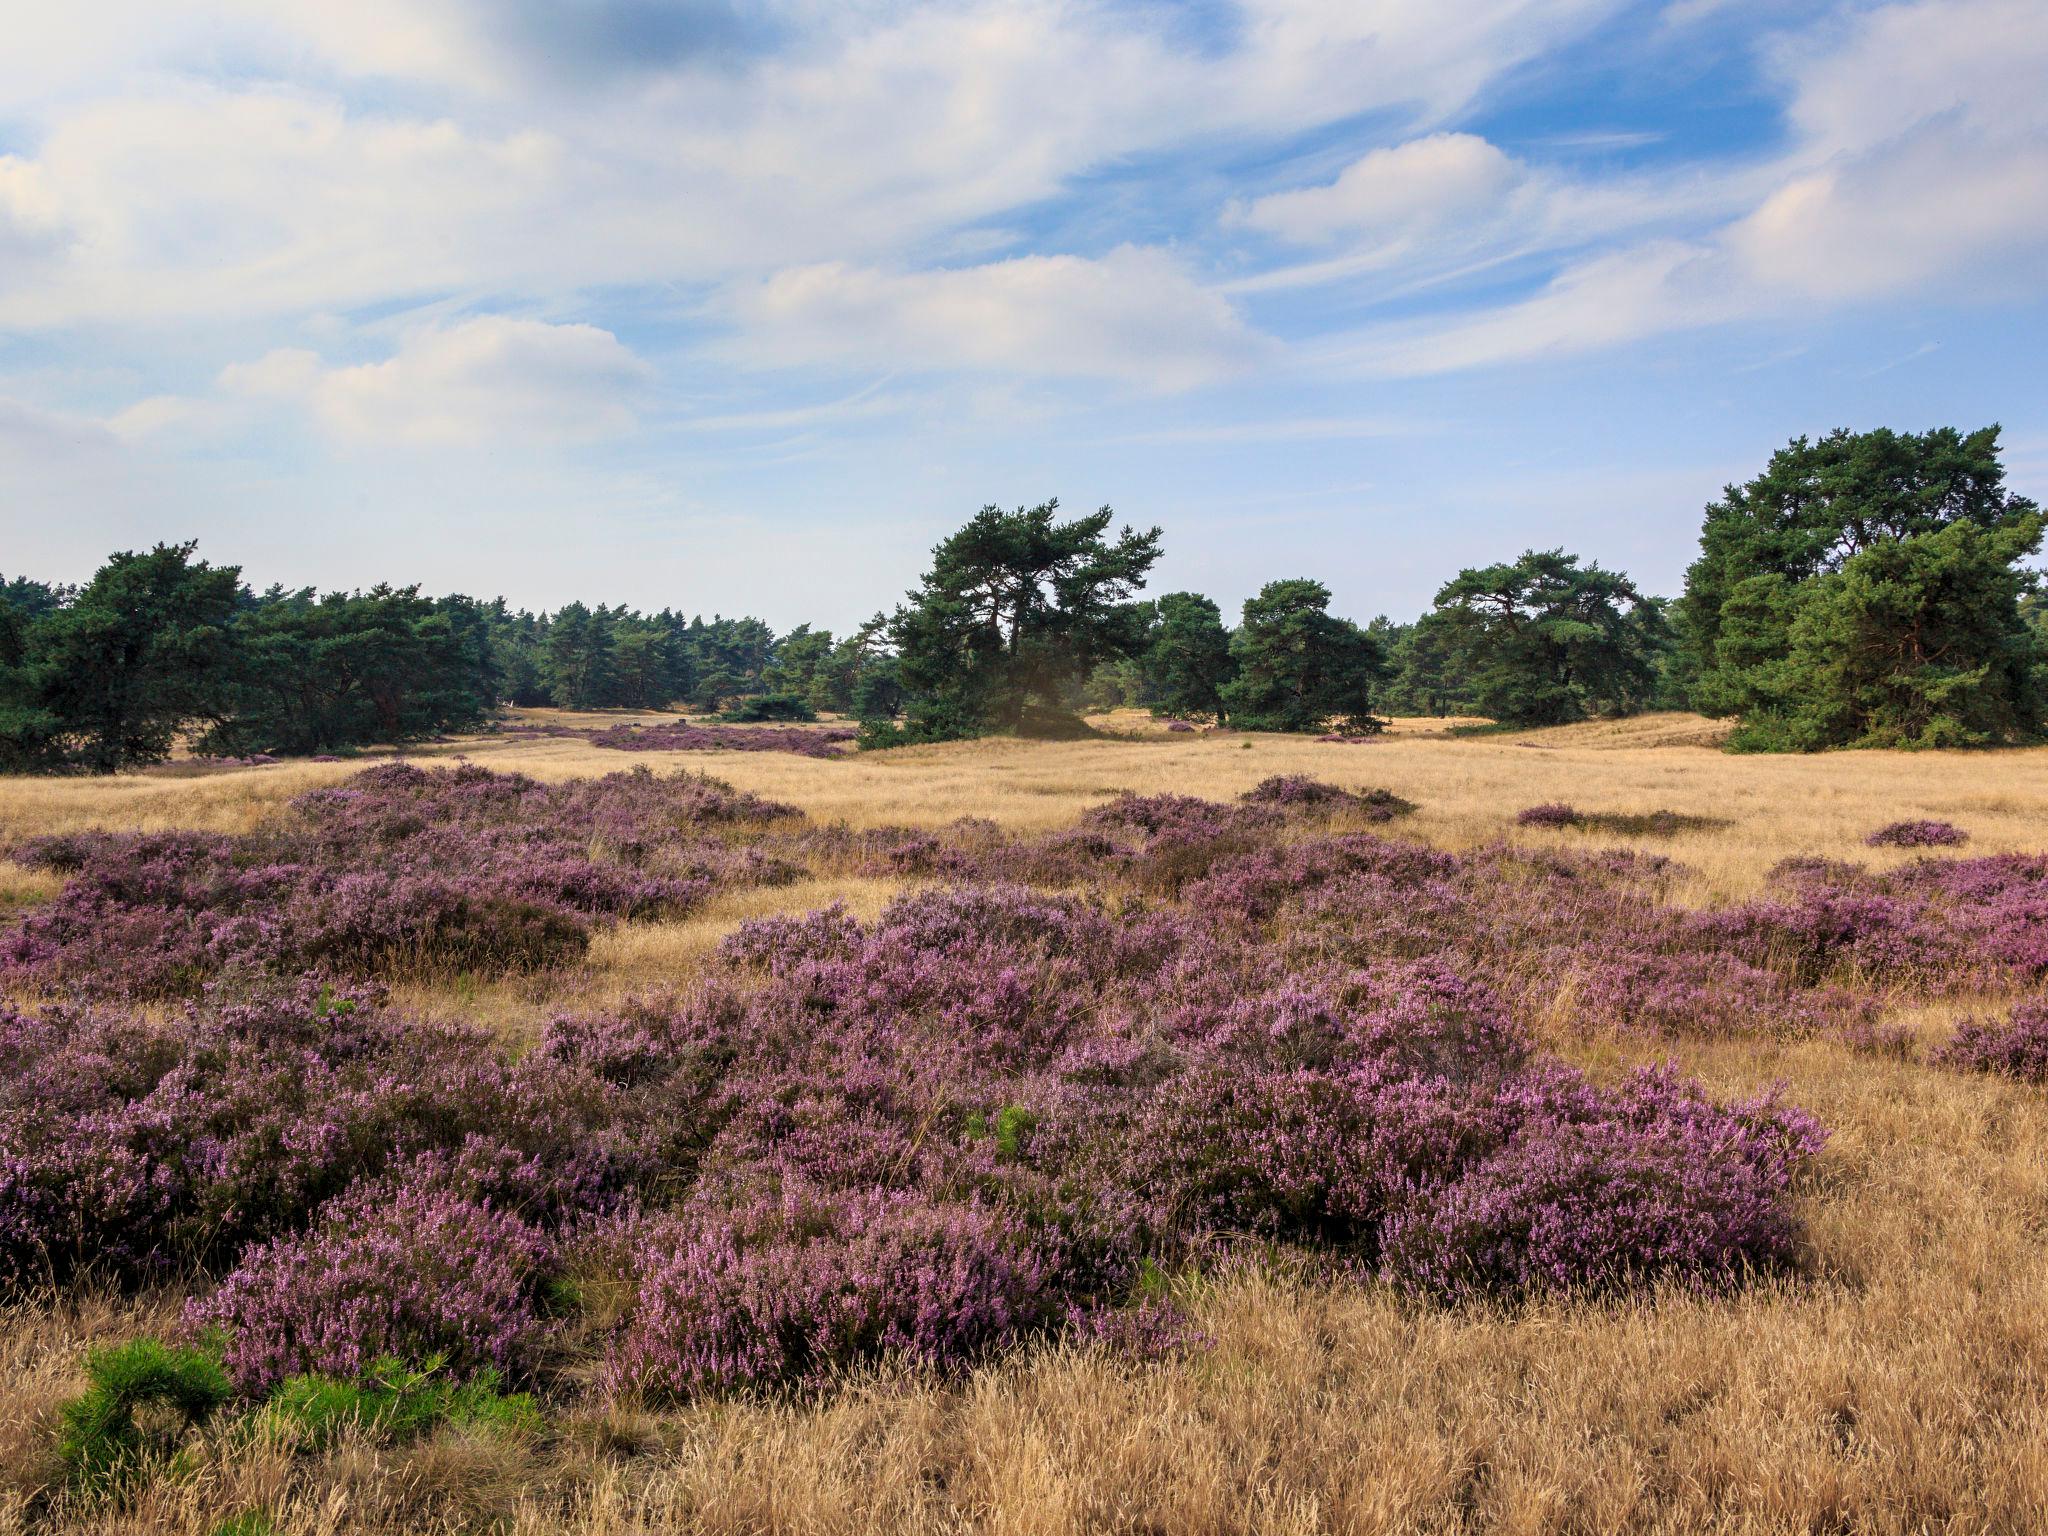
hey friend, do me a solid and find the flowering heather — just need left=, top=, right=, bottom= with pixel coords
left=1933, top=1002, right=2048, bottom=1083
left=501, top=720, right=857, bottom=758
left=2, top=762, right=795, bottom=997
left=1517, top=803, right=1583, bottom=828
left=1239, top=775, right=1415, bottom=821
left=190, top=1162, right=558, bottom=1393
left=603, top=1190, right=1059, bottom=1399
left=0, top=773, right=1884, bottom=1404
left=1867, top=819, right=1970, bottom=848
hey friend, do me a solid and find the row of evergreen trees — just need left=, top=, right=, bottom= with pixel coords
left=3, top=424, right=2040, bottom=771
left=0, top=552, right=807, bottom=771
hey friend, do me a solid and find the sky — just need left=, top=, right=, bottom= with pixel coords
left=1, top=0, right=2044, bottom=631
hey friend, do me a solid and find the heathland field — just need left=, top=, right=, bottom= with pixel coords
left=4, top=712, right=2048, bottom=1534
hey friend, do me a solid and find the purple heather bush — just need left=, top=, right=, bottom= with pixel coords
left=1933, top=1002, right=2048, bottom=1083
left=1516, top=803, right=1584, bottom=828
left=1867, top=820, right=1969, bottom=849
left=500, top=721, right=857, bottom=758
left=1239, top=775, right=1415, bottom=821
left=603, top=1189, right=1059, bottom=1398
left=190, top=1159, right=558, bottom=1393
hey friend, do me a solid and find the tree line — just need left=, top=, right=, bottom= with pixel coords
left=2, top=423, right=2040, bottom=772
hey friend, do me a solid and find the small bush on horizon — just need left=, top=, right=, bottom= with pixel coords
left=1868, top=819, right=1969, bottom=848
left=719, top=692, right=817, bottom=724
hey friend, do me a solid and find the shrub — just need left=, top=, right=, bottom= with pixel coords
left=261, top=1357, right=540, bottom=1449
left=57, top=1338, right=232, bottom=1490
left=718, top=693, right=818, bottom=724
left=1867, top=819, right=1969, bottom=848
left=605, top=1192, right=1058, bottom=1399
left=191, top=1171, right=558, bottom=1394
left=1239, top=775, right=1415, bottom=821
left=1382, top=1069, right=1825, bottom=1299
left=1934, top=1003, right=2048, bottom=1082
left=1515, top=803, right=1583, bottom=828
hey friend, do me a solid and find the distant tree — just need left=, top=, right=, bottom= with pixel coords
left=1219, top=579, right=1386, bottom=733
left=543, top=602, right=616, bottom=709
left=1677, top=425, right=2041, bottom=727
left=1143, top=592, right=1236, bottom=722
left=885, top=499, right=1162, bottom=740
left=1724, top=515, right=2047, bottom=750
left=0, top=592, right=62, bottom=770
left=23, top=542, right=240, bottom=771
left=1418, top=549, right=1662, bottom=727
left=610, top=622, right=683, bottom=710
left=814, top=615, right=890, bottom=714
left=202, top=586, right=499, bottom=755
left=1381, top=617, right=1468, bottom=718
left=765, top=624, right=835, bottom=707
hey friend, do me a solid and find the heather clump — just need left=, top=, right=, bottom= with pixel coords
left=190, top=1166, right=559, bottom=1394
left=1382, top=1067, right=1825, bottom=1299
left=603, top=1190, right=1060, bottom=1399
left=1867, top=819, right=1969, bottom=848
left=1238, top=775, right=1415, bottom=822
left=0, top=983, right=638, bottom=1287
left=1, top=763, right=800, bottom=997
left=1933, top=1002, right=2048, bottom=1082
left=501, top=720, right=857, bottom=758
left=1515, top=803, right=1725, bottom=836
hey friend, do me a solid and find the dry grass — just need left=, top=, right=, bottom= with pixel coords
left=6, top=716, right=2048, bottom=1533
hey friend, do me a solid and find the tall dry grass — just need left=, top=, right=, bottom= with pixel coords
left=5, top=716, right=2048, bottom=1534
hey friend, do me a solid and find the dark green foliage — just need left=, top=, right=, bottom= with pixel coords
left=199, top=587, right=499, bottom=756
left=888, top=499, right=1162, bottom=739
left=1417, top=550, right=1663, bottom=726
left=857, top=692, right=983, bottom=750
left=0, top=545, right=827, bottom=771
left=1725, top=515, right=2048, bottom=750
left=1144, top=592, right=1236, bottom=723
left=542, top=601, right=617, bottom=709
left=20, top=543, right=241, bottom=772
left=1380, top=616, right=1469, bottom=717
left=609, top=622, right=686, bottom=710
left=764, top=623, right=836, bottom=709
left=210, top=1515, right=277, bottom=1536
left=1678, top=425, right=2045, bottom=748
left=1218, top=579, right=1386, bottom=733
left=56, top=1338, right=233, bottom=1491
left=261, top=1357, right=540, bottom=1449
left=720, top=692, right=817, bottom=723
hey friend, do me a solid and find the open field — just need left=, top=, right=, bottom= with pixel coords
left=4, top=716, right=2048, bottom=1534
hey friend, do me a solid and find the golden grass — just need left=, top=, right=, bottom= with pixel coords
left=6, top=717, right=2048, bottom=1533
left=8, top=709, right=2044, bottom=902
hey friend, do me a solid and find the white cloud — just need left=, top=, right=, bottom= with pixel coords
left=727, top=247, right=1273, bottom=390
left=0, top=1, right=1625, bottom=329
left=1234, top=134, right=1518, bottom=245
left=1330, top=0, right=2048, bottom=374
left=219, top=317, right=652, bottom=445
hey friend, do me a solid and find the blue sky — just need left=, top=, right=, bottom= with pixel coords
left=1, top=0, right=2044, bottom=631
